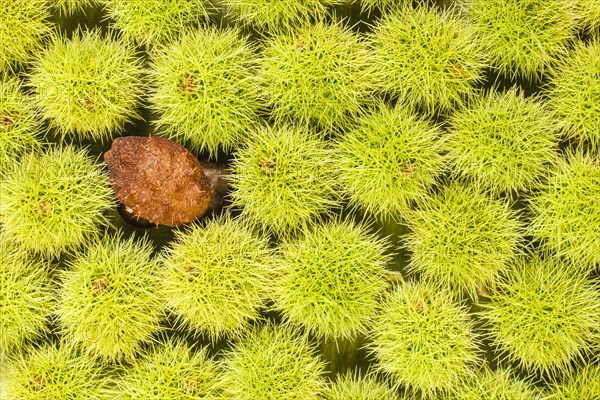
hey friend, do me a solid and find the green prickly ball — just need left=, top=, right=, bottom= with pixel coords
left=327, top=369, right=403, bottom=400
left=101, top=0, right=214, bottom=46
left=220, top=323, right=329, bottom=400
left=480, top=254, right=600, bottom=376
left=273, top=220, right=391, bottom=340
left=0, top=0, right=51, bottom=73
left=160, top=215, right=274, bottom=340
left=360, top=0, right=409, bottom=13
left=369, top=4, right=488, bottom=114
left=446, top=88, right=561, bottom=194
left=545, top=38, right=600, bottom=151
left=108, top=341, right=222, bottom=399
left=51, top=0, right=100, bottom=15
left=546, top=365, right=600, bottom=400
left=0, top=77, right=42, bottom=176
left=28, top=30, right=144, bottom=142
left=368, top=281, right=481, bottom=398
left=575, top=0, right=600, bottom=32
left=0, top=244, right=53, bottom=357
left=230, top=124, right=339, bottom=237
left=463, top=0, right=579, bottom=80
left=259, top=19, right=377, bottom=131
left=527, top=151, right=600, bottom=271
left=451, top=367, right=544, bottom=400
left=56, top=233, right=163, bottom=362
left=335, top=101, right=447, bottom=220
left=0, top=146, right=114, bottom=257
left=149, top=27, right=262, bottom=157
left=2, top=343, right=108, bottom=400
left=404, top=182, right=522, bottom=299
left=221, top=0, right=340, bottom=31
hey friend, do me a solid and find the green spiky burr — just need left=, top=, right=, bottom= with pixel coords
left=446, top=88, right=561, bottom=194
left=160, top=215, right=273, bottom=340
left=0, top=244, right=53, bottom=357
left=0, top=0, right=51, bottom=73
left=258, top=19, right=377, bottom=131
left=0, top=77, right=42, bottom=176
left=545, top=38, right=600, bottom=151
left=368, top=4, right=487, bottom=114
left=221, top=0, right=340, bottom=31
left=28, top=30, right=144, bottom=142
left=527, top=151, right=600, bottom=271
left=360, top=0, right=409, bottom=13
left=368, top=281, right=481, bottom=398
left=220, top=323, right=329, bottom=400
left=0, top=146, right=114, bottom=257
left=149, top=27, right=262, bottom=157
left=404, top=182, right=522, bottom=299
left=480, top=254, right=600, bottom=376
left=335, top=101, right=447, bottom=220
left=463, top=0, right=578, bottom=80
left=229, top=124, right=339, bottom=237
left=101, top=0, right=214, bottom=46
left=51, top=0, right=100, bottom=15
left=547, top=365, right=600, bottom=400
left=451, top=367, right=543, bottom=400
left=2, top=343, right=108, bottom=400
left=273, top=220, right=391, bottom=340
left=327, top=369, right=403, bottom=400
left=56, top=233, right=163, bottom=362
left=575, top=0, right=600, bottom=33
left=107, top=340, right=222, bottom=399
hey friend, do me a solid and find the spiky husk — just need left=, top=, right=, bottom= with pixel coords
left=480, top=254, right=600, bottom=376
left=327, top=369, right=403, bottom=400
left=101, top=0, right=214, bottom=46
left=160, top=215, right=273, bottom=340
left=0, top=146, right=114, bottom=257
left=575, top=0, right=600, bottom=33
left=0, top=0, right=50, bottom=72
left=108, top=340, right=222, bottom=399
left=230, top=124, right=339, bottom=237
left=463, top=0, right=578, bottom=79
left=447, top=88, right=561, bottom=194
left=220, top=323, right=328, bottom=400
left=2, top=343, right=108, bottom=399
left=0, top=245, right=53, bottom=357
left=149, top=27, right=262, bottom=157
left=51, top=0, right=100, bottom=15
left=0, top=77, right=42, bottom=176
left=527, top=151, right=600, bottom=271
left=451, top=367, right=543, bottom=400
left=546, top=365, right=600, bottom=400
left=360, top=0, right=409, bottom=13
left=259, top=20, right=377, bottom=131
left=404, top=182, right=522, bottom=299
left=335, top=101, right=447, bottom=220
left=546, top=38, right=600, bottom=151
left=273, top=220, right=391, bottom=340
left=56, top=233, right=163, bottom=362
left=368, top=281, right=481, bottom=398
left=222, top=0, right=340, bottom=31
left=369, top=4, right=487, bottom=114
left=28, top=30, right=144, bottom=141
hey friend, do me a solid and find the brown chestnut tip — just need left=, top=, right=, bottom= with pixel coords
left=117, top=203, right=155, bottom=228
left=104, top=136, right=212, bottom=227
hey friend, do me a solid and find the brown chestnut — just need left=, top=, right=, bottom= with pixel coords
left=104, top=136, right=228, bottom=227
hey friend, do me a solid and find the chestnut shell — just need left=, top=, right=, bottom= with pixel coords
left=104, top=136, right=211, bottom=227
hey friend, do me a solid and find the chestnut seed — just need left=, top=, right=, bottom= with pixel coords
left=117, top=203, right=155, bottom=228
left=104, top=136, right=227, bottom=227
